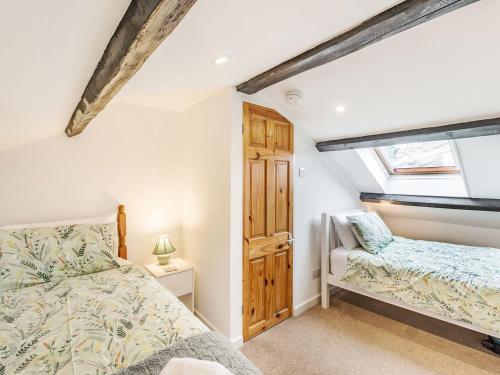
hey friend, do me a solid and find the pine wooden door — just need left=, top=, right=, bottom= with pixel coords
left=243, top=102, right=293, bottom=341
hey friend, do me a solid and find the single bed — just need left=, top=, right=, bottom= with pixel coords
left=321, top=212, right=500, bottom=338
left=0, top=206, right=259, bottom=375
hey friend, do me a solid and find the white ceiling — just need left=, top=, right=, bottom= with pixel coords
left=114, top=0, right=399, bottom=111
left=0, top=1, right=130, bottom=151
left=2, top=0, right=499, bottom=153
left=257, top=0, right=500, bottom=141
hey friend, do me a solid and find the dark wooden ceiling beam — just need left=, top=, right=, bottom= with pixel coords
left=315, top=117, right=500, bottom=152
left=236, top=0, right=478, bottom=95
left=360, top=192, right=500, bottom=212
left=65, top=0, right=196, bottom=137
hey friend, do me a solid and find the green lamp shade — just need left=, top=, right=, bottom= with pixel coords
left=153, top=236, right=176, bottom=255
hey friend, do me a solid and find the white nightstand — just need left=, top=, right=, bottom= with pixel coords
left=144, top=258, right=194, bottom=312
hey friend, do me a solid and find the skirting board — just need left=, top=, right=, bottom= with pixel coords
left=293, top=291, right=342, bottom=317
left=194, top=295, right=323, bottom=348
left=195, top=294, right=325, bottom=347
left=231, top=336, right=244, bottom=348
left=293, top=293, right=321, bottom=316
left=194, top=309, right=243, bottom=348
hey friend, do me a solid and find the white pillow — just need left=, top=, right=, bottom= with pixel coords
left=331, top=209, right=366, bottom=250
left=0, top=213, right=116, bottom=229
left=159, top=358, right=232, bottom=375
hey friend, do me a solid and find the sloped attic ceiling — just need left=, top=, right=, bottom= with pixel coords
left=114, top=0, right=400, bottom=111
left=0, top=1, right=130, bottom=151
left=257, top=1, right=499, bottom=141
left=0, top=0, right=401, bottom=151
left=2, top=0, right=498, bottom=178
left=253, top=0, right=500, bottom=199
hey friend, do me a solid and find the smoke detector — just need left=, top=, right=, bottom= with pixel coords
left=284, top=89, right=303, bottom=105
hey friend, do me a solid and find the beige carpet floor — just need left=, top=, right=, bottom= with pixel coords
left=241, top=291, right=500, bottom=375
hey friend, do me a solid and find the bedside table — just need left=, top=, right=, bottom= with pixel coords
left=144, top=258, right=194, bottom=312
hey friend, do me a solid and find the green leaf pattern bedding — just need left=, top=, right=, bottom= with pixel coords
left=0, top=264, right=207, bottom=374
left=0, top=224, right=207, bottom=374
left=0, top=224, right=120, bottom=290
left=342, top=236, right=500, bottom=335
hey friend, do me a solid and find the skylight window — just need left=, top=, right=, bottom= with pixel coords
left=375, top=140, right=460, bottom=175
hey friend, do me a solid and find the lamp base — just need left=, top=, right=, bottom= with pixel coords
left=156, top=254, right=172, bottom=265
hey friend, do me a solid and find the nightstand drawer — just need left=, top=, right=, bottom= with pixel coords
left=158, top=269, right=192, bottom=297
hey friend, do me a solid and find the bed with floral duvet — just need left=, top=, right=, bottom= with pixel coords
left=0, top=224, right=257, bottom=375
left=341, top=236, right=500, bottom=336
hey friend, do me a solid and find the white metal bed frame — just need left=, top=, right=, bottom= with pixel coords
left=320, top=212, right=498, bottom=337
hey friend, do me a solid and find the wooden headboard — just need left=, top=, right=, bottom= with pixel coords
left=117, top=205, right=127, bottom=259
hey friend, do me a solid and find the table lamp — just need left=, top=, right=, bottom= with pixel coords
left=153, top=235, right=176, bottom=265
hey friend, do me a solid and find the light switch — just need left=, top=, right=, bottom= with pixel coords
left=299, top=167, right=306, bottom=177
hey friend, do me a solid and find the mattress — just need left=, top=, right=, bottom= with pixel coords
left=341, top=236, right=500, bottom=335
left=330, top=246, right=364, bottom=277
left=0, top=264, right=208, bottom=374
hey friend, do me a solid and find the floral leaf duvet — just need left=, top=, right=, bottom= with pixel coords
left=342, top=236, right=500, bottom=335
left=0, top=265, right=207, bottom=374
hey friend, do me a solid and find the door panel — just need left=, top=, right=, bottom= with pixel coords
left=248, top=257, right=266, bottom=327
left=243, top=102, right=294, bottom=342
left=248, top=114, right=267, bottom=150
left=249, top=159, right=267, bottom=239
left=274, top=121, right=292, bottom=152
left=273, top=249, right=290, bottom=315
left=274, top=160, right=290, bottom=234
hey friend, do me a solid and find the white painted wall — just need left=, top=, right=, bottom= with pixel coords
left=457, top=135, right=500, bottom=199
left=329, top=150, right=385, bottom=193
left=368, top=204, right=500, bottom=249
left=384, top=216, right=500, bottom=249
left=179, top=88, right=243, bottom=343
left=293, top=126, right=361, bottom=310
left=0, top=102, right=183, bottom=266
left=0, top=89, right=246, bottom=343
left=228, top=93, right=244, bottom=345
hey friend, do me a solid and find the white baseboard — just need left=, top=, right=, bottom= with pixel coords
left=293, top=293, right=321, bottom=316
left=231, top=336, right=244, bottom=348
left=194, top=309, right=244, bottom=348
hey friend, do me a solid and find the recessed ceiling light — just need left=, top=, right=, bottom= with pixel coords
left=213, top=55, right=230, bottom=65
left=335, top=105, right=346, bottom=113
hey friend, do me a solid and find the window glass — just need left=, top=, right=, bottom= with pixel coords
left=375, top=140, right=460, bottom=175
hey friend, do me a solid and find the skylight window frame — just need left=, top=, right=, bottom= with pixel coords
left=374, top=140, right=462, bottom=177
